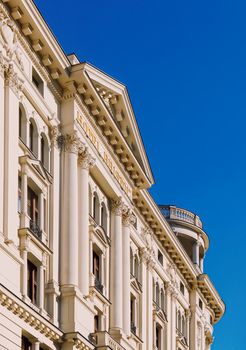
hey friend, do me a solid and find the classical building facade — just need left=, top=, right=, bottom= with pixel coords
left=0, top=1, right=225, bottom=350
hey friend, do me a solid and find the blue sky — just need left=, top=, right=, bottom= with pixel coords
left=35, top=1, right=245, bottom=348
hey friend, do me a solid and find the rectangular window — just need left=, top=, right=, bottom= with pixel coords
left=21, top=336, right=32, bottom=350
left=27, top=260, right=38, bottom=304
left=32, top=67, right=44, bottom=96
left=130, top=294, right=137, bottom=334
left=93, top=251, right=100, bottom=280
left=199, top=298, right=203, bottom=310
left=27, top=187, right=39, bottom=222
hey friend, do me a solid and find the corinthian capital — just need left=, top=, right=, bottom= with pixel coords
left=122, top=207, right=136, bottom=227
left=111, top=196, right=125, bottom=216
left=65, top=131, right=80, bottom=154
left=5, top=63, right=23, bottom=96
left=78, top=147, right=96, bottom=170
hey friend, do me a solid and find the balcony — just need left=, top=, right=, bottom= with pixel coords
left=159, top=205, right=203, bottom=229
left=29, top=219, right=42, bottom=240
left=89, top=331, right=125, bottom=350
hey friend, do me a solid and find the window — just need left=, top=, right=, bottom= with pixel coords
left=29, top=122, right=34, bottom=152
left=94, top=315, right=99, bottom=332
left=19, top=107, right=23, bottom=139
left=130, top=294, right=136, bottom=334
left=130, top=248, right=134, bottom=276
left=181, top=316, right=186, bottom=336
left=158, top=249, right=163, bottom=265
left=28, top=187, right=39, bottom=222
left=40, top=133, right=49, bottom=170
left=199, top=299, right=203, bottom=310
left=156, top=283, right=160, bottom=306
left=160, top=289, right=165, bottom=311
left=32, top=67, right=44, bottom=96
left=100, top=202, right=107, bottom=233
left=93, top=193, right=100, bottom=224
left=28, top=187, right=42, bottom=239
left=18, top=176, right=22, bottom=213
left=27, top=260, right=37, bottom=304
left=156, top=324, right=161, bottom=350
left=21, top=336, right=32, bottom=350
left=19, top=104, right=27, bottom=143
left=93, top=249, right=103, bottom=293
left=134, top=255, right=140, bottom=281
left=180, top=281, right=185, bottom=295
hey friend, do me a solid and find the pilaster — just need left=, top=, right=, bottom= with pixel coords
left=78, top=147, right=95, bottom=296
left=3, top=63, right=23, bottom=246
left=122, top=207, right=135, bottom=337
left=110, top=197, right=124, bottom=332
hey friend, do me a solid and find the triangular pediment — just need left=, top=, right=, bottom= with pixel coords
left=79, top=63, right=154, bottom=187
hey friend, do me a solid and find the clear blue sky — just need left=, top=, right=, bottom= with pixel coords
left=35, top=1, right=245, bottom=348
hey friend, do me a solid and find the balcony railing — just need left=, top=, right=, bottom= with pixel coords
left=159, top=205, right=203, bottom=229
left=29, top=219, right=42, bottom=240
left=94, top=277, right=104, bottom=294
left=130, top=321, right=137, bottom=335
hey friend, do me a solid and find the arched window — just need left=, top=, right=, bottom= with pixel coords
left=93, top=193, right=100, bottom=224
left=19, top=104, right=27, bottom=143
left=29, top=119, right=38, bottom=157
left=101, top=202, right=107, bottom=233
left=130, top=248, right=134, bottom=275
left=161, top=289, right=165, bottom=311
left=40, top=133, right=49, bottom=170
left=156, top=283, right=160, bottom=306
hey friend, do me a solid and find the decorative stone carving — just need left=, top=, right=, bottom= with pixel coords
left=111, top=196, right=125, bottom=216
left=122, top=207, right=136, bottom=227
left=4, top=62, right=23, bottom=95
left=50, top=126, right=60, bottom=147
left=0, top=12, right=24, bottom=69
left=78, top=147, right=96, bottom=170
left=65, top=131, right=81, bottom=154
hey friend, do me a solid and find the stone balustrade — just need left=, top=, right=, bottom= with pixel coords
left=159, top=205, right=203, bottom=229
left=89, top=331, right=125, bottom=350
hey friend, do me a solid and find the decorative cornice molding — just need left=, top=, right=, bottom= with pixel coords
left=0, top=285, right=62, bottom=342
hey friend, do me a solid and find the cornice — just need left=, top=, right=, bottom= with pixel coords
left=133, top=188, right=225, bottom=323
left=0, top=1, right=63, bottom=101
left=0, top=283, right=62, bottom=342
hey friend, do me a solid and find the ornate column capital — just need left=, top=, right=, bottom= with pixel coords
left=122, top=207, right=136, bottom=227
left=4, top=63, right=24, bottom=97
left=111, top=196, right=125, bottom=216
left=50, top=126, right=60, bottom=147
left=65, top=131, right=81, bottom=154
left=78, top=147, right=96, bottom=170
